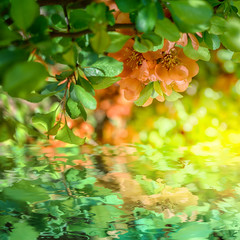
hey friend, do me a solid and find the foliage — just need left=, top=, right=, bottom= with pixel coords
left=1, top=0, right=240, bottom=144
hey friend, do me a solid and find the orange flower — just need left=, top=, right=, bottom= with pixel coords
left=177, top=32, right=202, bottom=50
left=109, top=39, right=199, bottom=104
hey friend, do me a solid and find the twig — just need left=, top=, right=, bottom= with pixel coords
left=49, top=23, right=135, bottom=38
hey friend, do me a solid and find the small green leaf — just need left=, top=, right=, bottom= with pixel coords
left=115, top=0, right=141, bottom=13
left=135, top=82, right=153, bottom=106
left=32, top=110, right=56, bottom=131
left=55, top=124, right=85, bottom=145
left=56, top=71, right=73, bottom=81
left=0, top=21, right=20, bottom=46
left=47, top=121, right=61, bottom=135
left=133, top=36, right=151, bottom=53
left=203, top=32, right=220, bottom=50
left=71, top=84, right=97, bottom=110
left=3, top=62, right=48, bottom=98
left=10, top=0, right=39, bottom=30
left=183, top=41, right=210, bottom=61
left=142, top=33, right=163, bottom=49
left=136, top=3, right=157, bottom=33
left=165, top=91, right=183, bottom=102
left=219, top=17, right=240, bottom=52
left=66, top=98, right=82, bottom=119
left=69, top=9, right=91, bottom=30
left=209, top=16, right=227, bottom=35
left=90, top=28, right=111, bottom=54
left=90, top=56, right=123, bottom=77
left=107, top=32, right=131, bottom=53
left=79, top=77, right=95, bottom=96
left=155, top=18, right=180, bottom=42
left=90, top=76, right=120, bottom=89
left=153, top=81, right=163, bottom=96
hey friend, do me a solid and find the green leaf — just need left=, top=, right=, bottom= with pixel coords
left=209, top=16, right=227, bottom=35
left=90, top=76, right=120, bottom=89
left=3, top=62, right=48, bottom=98
left=136, top=3, right=157, bottom=33
left=47, top=121, right=61, bottom=135
left=155, top=18, right=180, bottom=42
left=107, top=32, right=131, bottom=53
left=203, top=32, right=220, bottom=50
left=66, top=98, right=82, bottom=119
left=90, top=28, right=111, bottom=54
left=55, top=124, right=85, bottom=145
left=183, top=41, right=210, bottom=61
left=232, top=52, right=240, bottom=63
left=3, top=180, right=50, bottom=203
left=115, top=0, right=141, bottom=13
left=133, top=36, right=150, bottom=53
left=32, top=110, right=56, bottom=131
left=153, top=81, right=163, bottom=96
left=135, top=82, right=153, bottom=106
left=71, top=84, right=97, bottom=110
left=79, top=77, right=95, bottom=96
left=10, top=222, right=39, bottom=240
left=10, top=0, right=39, bottom=30
left=170, top=222, right=212, bottom=240
left=62, top=47, right=77, bottom=67
left=165, top=91, right=183, bottom=102
left=0, top=21, right=20, bottom=46
left=142, top=32, right=163, bottom=49
left=69, top=9, right=91, bottom=30
left=56, top=71, right=73, bottom=81
left=168, top=0, right=213, bottom=33
left=219, top=18, right=240, bottom=52
left=90, top=56, right=123, bottom=77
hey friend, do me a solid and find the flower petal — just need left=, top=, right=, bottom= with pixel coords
left=172, top=80, right=189, bottom=92
left=189, top=33, right=199, bottom=51
left=160, top=81, right=172, bottom=96
left=156, top=65, right=173, bottom=85
left=169, top=65, right=189, bottom=81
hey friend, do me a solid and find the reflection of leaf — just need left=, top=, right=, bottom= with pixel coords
left=3, top=180, right=50, bottom=203
left=10, top=222, right=39, bottom=240
left=55, top=124, right=85, bottom=145
left=170, top=222, right=212, bottom=240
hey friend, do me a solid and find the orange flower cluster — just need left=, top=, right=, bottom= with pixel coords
left=109, top=39, right=199, bottom=106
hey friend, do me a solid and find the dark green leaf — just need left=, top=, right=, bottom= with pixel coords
left=136, top=3, right=157, bottom=33
left=107, top=32, right=131, bottom=53
left=133, top=36, right=151, bottom=53
left=47, top=121, right=61, bottom=135
left=3, top=62, right=48, bottom=98
left=69, top=9, right=91, bottom=30
left=71, top=84, right=97, bottom=110
left=10, top=0, right=39, bottom=30
left=204, top=32, right=220, bottom=50
left=79, top=77, right=95, bottom=96
left=56, top=71, right=73, bottom=81
left=79, top=51, right=98, bottom=67
left=55, top=124, right=85, bottom=145
left=135, top=82, right=153, bottom=106
left=115, top=0, right=141, bottom=13
left=155, top=18, right=180, bottom=42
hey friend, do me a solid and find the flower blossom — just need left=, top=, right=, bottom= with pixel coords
left=109, top=39, right=199, bottom=105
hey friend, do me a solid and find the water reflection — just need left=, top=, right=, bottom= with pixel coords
left=1, top=143, right=240, bottom=239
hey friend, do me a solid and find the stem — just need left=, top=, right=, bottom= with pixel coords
left=49, top=23, right=135, bottom=38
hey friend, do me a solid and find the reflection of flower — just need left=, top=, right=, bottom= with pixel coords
left=109, top=39, right=199, bottom=103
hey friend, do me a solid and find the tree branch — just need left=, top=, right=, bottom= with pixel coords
left=49, top=23, right=135, bottom=38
